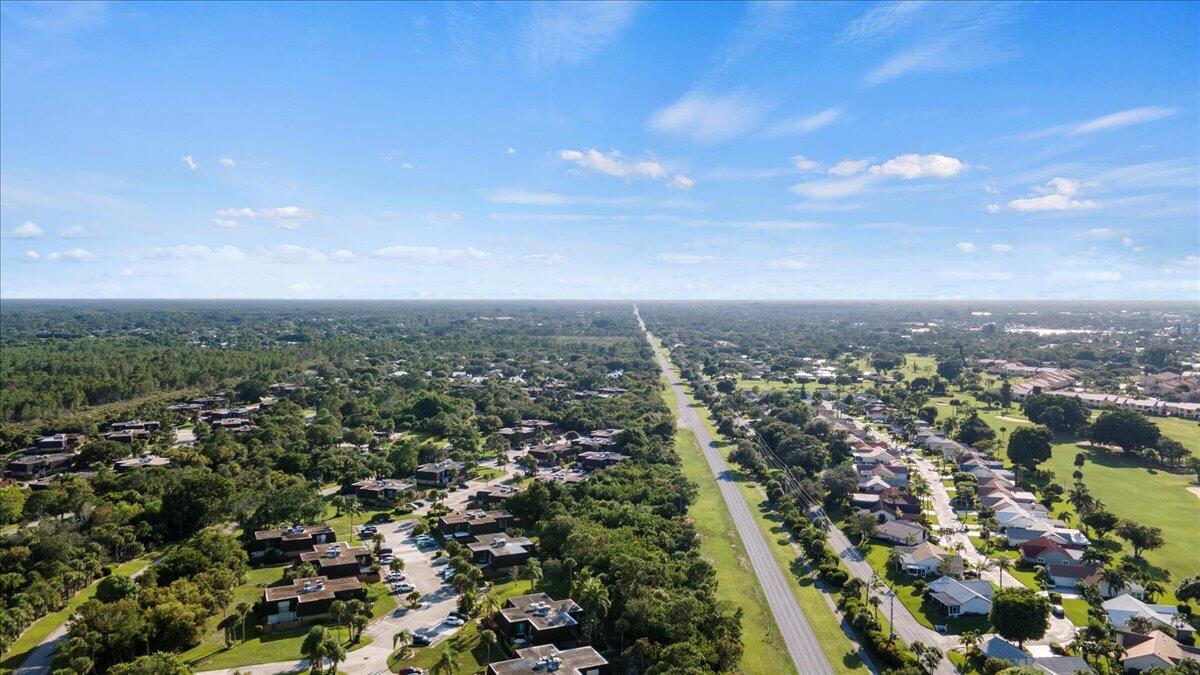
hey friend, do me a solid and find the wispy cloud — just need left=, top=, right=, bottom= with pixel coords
left=857, top=3, right=1017, bottom=85
left=657, top=252, right=714, bottom=265
left=134, top=245, right=247, bottom=262
left=481, top=188, right=639, bottom=206
left=767, top=255, right=810, bottom=270
left=369, top=244, right=492, bottom=264
left=1007, top=177, right=1100, bottom=212
left=557, top=149, right=679, bottom=185
left=1024, top=106, right=1179, bottom=139
left=213, top=206, right=315, bottom=229
left=766, top=107, right=841, bottom=136
left=258, top=244, right=329, bottom=264
left=791, top=153, right=966, bottom=199
left=648, top=91, right=766, bottom=143
left=522, top=1, right=640, bottom=70
left=181, top=155, right=198, bottom=171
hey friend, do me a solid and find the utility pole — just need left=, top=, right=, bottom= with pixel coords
left=888, top=587, right=896, bottom=640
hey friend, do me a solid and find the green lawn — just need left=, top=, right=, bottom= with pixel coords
left=861, top=544, right=991, bottom=635
left=674, top=427, right=798, bottom=675
left=387, top=580, right=529, bottom=673
left=938, top=387, right=1200, bottom=583
left=0, top=556, right=154, bottom=672
left=180, top=564, right=395, bottom=670
left=1005, top=565, right=1042, bottom=592
left=321, top=499, right=413, bottom=542
left=1061, top=597, right=1090, bottom=627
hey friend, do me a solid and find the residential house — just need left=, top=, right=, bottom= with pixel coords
left=114, top=454, right=171, bottom=471
left=109, top=419, right=162, bottom=433
left=252, top=524, right=336, bottom=559
left=6, top=453, right=73, bottom=479
left=1020, top=537, right=1084, bottom=566
left=1046, top=564, right=1144, bottom=597
left=33, top=433, right=86, bottom=452
left=1033, top=656, right=1095, bottom=674
left=858, top=476, right=892, bottom=494
left=897, top=542, right=963, bottom=578
left=261, top=576, right=364, bottom=630
left=1103, top=594, right=1183, bottom=633
left=353, top=478, right=415, bottom=505
left=493, top=593, right=583, bottom=646
left=470, top=484, right=523, bottom=507
left=578, top=451, right=630, bottom=471
left=874, top=519, right=927, bottom=545
left=927, top=575, right=994, bottom=617
left=528, top=441, right=578, bottom=466
left=439, top=509, right=514, bottom=538
left=468, top=533, right=534, bottom=575
left=852, top=493, right=882, bottom=510
left=487, top=645, right=609, bottom=675
left=980, top=636, right=1033, bottom=666
left=414, top=460, right=466, bottom=487
left=297, top=542, right=372, bottom=579
left=1116, top=630, right=1200, bottom=672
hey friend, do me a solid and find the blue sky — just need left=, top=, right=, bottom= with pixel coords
left=1, top=1, right=1197, bottom=300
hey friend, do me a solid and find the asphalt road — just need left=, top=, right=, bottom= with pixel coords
left=645, top=325, right=835, bottom=675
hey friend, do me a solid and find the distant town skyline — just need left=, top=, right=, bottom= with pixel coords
left=1, top=1, right=1197, bottom=300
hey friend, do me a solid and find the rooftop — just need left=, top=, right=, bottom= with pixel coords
left=264, top=575, right=360, bottom=604
left=488, top=645, right=607, bottom=675
left=499, top=593, right=581, bottom=632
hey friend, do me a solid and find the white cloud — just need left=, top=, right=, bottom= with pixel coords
left=1177, top=256, right=1198, bottom=267
left=558, top=148, right=667, bottom=179
left=990, top=243, right=1013, bottom=253
left=400, top=162, right=416, bottom=170
left=1029, top=106, right=1180, bottom=138
left=46, top=248, right=98, bottom=262
left=767, top=256, right=809, bottom=270
left=840, top=1, right=929, bottom=45
left=767, top=107, right=841, bottom=136
left=275, top=220, right=301, bottom=230
left=648, top=91, right=765, bottom=143
left=870, top=153, right=966, bottom=179
left=22, top=250, right=40, bottom=262
left=955, top=242, right=977, bottom=252
left=481, top=188, right=636, bottom=206
left=216, top=208, right=256, bottom=218
left=258, top=244, right=328, bottom=264
left=507, top=147, right=517, bottom=155
left=136, top=244, right=247, bottom=262
left=860, top=3, right=1016, bottom=85
left=668, top=174, right=695, bottom=190
left=258, top=206, right=313, bottom=219
left=181, top=155, right=197, bottom=171
left=213, top=206, right=315, bottom=225
left=219, top=157, right=236, bottom=167
left=522, top=1, right=640, bottom=70
left=523, top=253, right=567, bottom=264
left=330, top=249, right=356, bottom=263
left=1073, top=228, right=1118, bottom=240
left=657, top=253, right=714, bottom=265
left=57, top=225, right=86, bottom=238
left=1121, top=236, right=1146, bottom=252
left=12, top=221, right=43, bottom=238
left=289, top=281, right=320, bottom=293
left=430, top=212, right=464, bottom=223
left=940, top=269, right=1014, bottom=281
left=828, top=159, right=871, bottom=176
left=369, top=245, right=492, bottom=264
left=790, top=175, right=876, bottom=200
left=1080, top=271, right=1122, bottom=282
left=1008, top=177, right=1100, bottom=212
left=791, top=155, right=821, bottom=172
left=986, top=203, right=1001, bottom=214
left=211, top=218, right=240, bottom=229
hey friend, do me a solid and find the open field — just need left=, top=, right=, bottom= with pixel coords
left=674, top=428, right=797, bottom=674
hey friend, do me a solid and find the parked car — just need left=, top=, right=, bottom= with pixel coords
left=444, top=616, right=465, bottom=626
left=1052, top=605, right=1065, bottom=618
left=457, top=481, right=470, bottom=489
left=378, top=547, right=393, bottom=555
left=360, top=525, right=377, bottom=535
left=393, top=582, right=415, bottom=593
left=431, top=556, right=450, bottom=566
left=399, top=668, right=425, bottom=675
left=385, top=572, right=406, bottom=582
left=412, top=634, right=431, bottom=647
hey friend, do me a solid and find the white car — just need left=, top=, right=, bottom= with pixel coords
left=443, top=616, right=465, bottom=626
left=392, top=582, right=415, bottom=593
left=379, top=555, right=395, bottom=564
left=385, top=572, right=406, bottom=582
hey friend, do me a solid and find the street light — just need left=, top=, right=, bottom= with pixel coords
left=887, top=587, right=897, bottom=640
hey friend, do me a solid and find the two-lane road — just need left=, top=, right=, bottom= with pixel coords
left=645, top=324, right=835, bottom=675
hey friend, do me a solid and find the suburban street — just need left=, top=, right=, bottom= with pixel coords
left=643, top=315, right=836, bottom=675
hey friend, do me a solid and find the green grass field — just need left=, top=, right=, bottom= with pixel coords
left=674, top=427, right=798, bottom=675
left=1061, top=597, right=1090, bottom=627
left=0, top=556, right=154, bottom=672
left=936, top=386, right=1200, bottom=583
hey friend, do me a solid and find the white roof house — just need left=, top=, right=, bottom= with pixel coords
left=928, top=575, right=994, bottom=616
left=1103, top=594, right=1180, bottom=632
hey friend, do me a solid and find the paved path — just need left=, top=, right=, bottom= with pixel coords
left=642, top=315, right=834, bottom=675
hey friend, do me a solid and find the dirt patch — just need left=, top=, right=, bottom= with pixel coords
left=1188, top=487, right=1200, bottom=501
left=995, top=415, right=1033, bottom=424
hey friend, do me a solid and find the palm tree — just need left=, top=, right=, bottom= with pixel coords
left=480, top=629, right=497, bottom=665
left=235, top=601, right=252, bottom=642
left=576, top=575, right=611, bottom=643
left=959, top=630, right=981, bottom=655
left=392, top=629, right=413, bottom=658
left=301, top=626, right=330, bottom=673
left=991, top=556, right=1012, bottom=589
left=524, top=558, right=543, bottom=591
left=867, top=595, right=881, bottom=622
left=886, top=548, right=904, bottom=574
left=346, top=497, right=363, bottom=535
left=1101, top=566, right=1130, bottom=597
left=432, top=645, right=461, bottom=675
left=324, top=635, right=346, bottom=675
left=478, top=593, right=501, bottom=628
left=1141, top=579, right=1166, bottom=602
